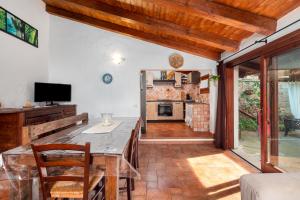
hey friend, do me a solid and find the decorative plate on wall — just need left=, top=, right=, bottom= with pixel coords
left=169, top=53, right=184, bottom=69
left=102, top=73, right=113, bottom=84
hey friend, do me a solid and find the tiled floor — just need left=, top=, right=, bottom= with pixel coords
left=120, top=143, right=258, bottom=200
left=142, top=122, right=213, bottom=139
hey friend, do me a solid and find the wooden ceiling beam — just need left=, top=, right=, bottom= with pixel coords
left=44, top=0, right=239, bottom=51
left=45, top=5, right=220, bottom=60
left=145, top=0, right=277, bottom=35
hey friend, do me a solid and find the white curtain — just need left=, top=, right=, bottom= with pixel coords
left=288, top=82, right=300, bottom=119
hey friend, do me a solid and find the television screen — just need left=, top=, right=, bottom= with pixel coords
left=34, top=82, right=71, bottom=102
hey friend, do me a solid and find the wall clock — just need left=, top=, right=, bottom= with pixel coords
left=102, top=73, right=113, bottom=84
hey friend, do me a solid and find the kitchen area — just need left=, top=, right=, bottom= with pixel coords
left=140, top=70, right=212, bottom=139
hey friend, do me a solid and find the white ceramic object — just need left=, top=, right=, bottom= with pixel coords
left=101, top=113, right=113, bottom=126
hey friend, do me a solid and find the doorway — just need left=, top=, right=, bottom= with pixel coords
left=140, top=69, right=214, bottom=140
left=230, top=47, right=300, bottom=172
left=232, top=57, right=261, bottom=169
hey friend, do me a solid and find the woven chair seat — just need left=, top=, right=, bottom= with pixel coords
left=50, top=168, right=105, bottom=199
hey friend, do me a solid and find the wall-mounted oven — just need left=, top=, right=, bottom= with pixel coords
left=158, top=103, right=173, bottom=116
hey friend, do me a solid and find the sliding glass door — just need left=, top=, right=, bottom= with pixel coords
left=232, top=57, right=261, bottom=169
left=232, top=48, right=300, bottom=171
left=228, top=30, right=300, bottom=172
left=266, top=48, right=300, bottom=172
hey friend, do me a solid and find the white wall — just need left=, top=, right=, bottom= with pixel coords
left=0, top=0, right=49, bottom=107
left=48, top=16, right=217, bottom=132
left=221, top=7, right=300, bottom=62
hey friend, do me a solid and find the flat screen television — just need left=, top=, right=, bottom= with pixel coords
left=34, top=82, right=71, bottom=105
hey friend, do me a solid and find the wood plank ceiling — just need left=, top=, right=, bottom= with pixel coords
left=42, top=0, right=300, bottom=60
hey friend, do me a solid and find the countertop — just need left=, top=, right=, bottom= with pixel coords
left=146, top=100, right=184, bottom=102
left=146, top=100, right=209, bottom=105
left=185, top=102, right=210, bottom=105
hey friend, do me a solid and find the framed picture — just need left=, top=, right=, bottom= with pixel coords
left=0, top=6, right=38, bottom=48
left=0, top=7, right=5, bottom=31
left=6, top=12, right=24, bottom=40
left=25, top=23, right=38, bottom=47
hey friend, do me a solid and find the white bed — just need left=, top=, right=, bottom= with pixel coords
left=240, top=173, right=300, bottom=200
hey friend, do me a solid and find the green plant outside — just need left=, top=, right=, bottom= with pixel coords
left=239, top=79, right=288, bottom=132
left=239, top=79, right=260, bottom=131
left=239, top=118, right=258, bottom=131
left=0, top=8, right=5, bottom=31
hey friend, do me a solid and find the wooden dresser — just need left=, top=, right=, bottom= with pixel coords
left=0, top=105, right=76, bottom=152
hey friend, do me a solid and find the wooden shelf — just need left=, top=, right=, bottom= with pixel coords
left=153, top=80, right=176, bottom=83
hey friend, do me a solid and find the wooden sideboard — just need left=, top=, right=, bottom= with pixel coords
left=0, top=105, right=76, bottom=152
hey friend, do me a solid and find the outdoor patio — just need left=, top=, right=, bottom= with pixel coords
left=233, top=130, right=300, bottom=171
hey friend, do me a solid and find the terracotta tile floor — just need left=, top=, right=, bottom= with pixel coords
left=120, top=143, right=258, bottom=200
left=142, top=122, right=213, bottom=139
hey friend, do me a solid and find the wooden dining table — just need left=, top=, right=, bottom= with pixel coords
left=2, top=117, right=138, bottom=200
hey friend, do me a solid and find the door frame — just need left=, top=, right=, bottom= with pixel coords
left=225, top=29, right=300, bottom=172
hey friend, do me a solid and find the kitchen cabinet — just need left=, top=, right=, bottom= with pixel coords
left=146, top=102, right=156, bottom=120
left=146, top=101, right=184, bottom=121
left=146, top=71, right=154, bottom=88
left=174, top=72, right=182, bottom=88
left=188, top=71, right=201, bottom=84
left=173, top=102, right=184, bottom=120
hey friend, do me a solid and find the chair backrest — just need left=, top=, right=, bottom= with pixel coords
left=23, top=113, right=88, bottom=144
left=134, top=117, right=141, bottom=140
left=125, top=118, right=141, bottom=169
left=127, top=118, right=141, bottom=164
left=127, top=130, right=137, bottom=166
left=31, top=143, right=91, bottom=200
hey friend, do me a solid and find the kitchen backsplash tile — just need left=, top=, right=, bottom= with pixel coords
left=146, top=84, right=203, bottom=101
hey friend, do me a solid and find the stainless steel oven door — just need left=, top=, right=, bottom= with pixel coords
left=158, top=103, right=173, bottom=116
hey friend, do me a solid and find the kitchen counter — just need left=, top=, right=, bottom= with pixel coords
left=146, top=100, right=208, bottom=104
left=185, top=103, right=210, bottom=132
left=185, top=102, right=209, bottom=105
left=146, top=101, right=184, bottom=120
left=147, top=100, right=183, bottom=102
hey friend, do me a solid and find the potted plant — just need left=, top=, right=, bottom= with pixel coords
left=209, top=74, right=220, bottom=84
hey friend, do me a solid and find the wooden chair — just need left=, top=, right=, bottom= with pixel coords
left=31, top=143, right=105, bottom=200
left=23, top=113, right=88, bottom=145
left=284, top=117, right=300, bottom=136
left=120, top=128, right=138, bottom=200
left=133, top=118, right=142, bottom=169
left=119, top=118, right=141, bottom=199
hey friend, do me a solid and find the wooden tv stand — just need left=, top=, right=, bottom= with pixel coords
left=0, top=105, right=76, bottom=152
